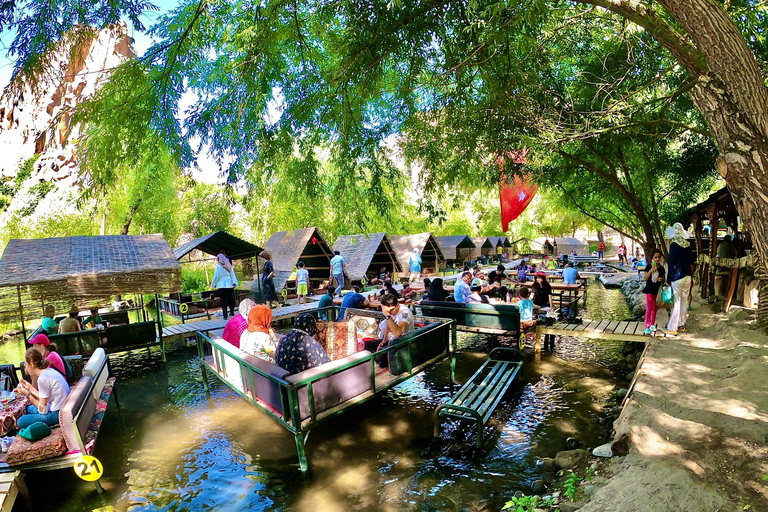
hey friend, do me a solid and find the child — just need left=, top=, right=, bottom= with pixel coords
left=517, top=287, right=536, bottom=328
left=642, top=249, right=665, bottom=334
left=517, top=263, right=528, bottom=283
left=296, top=261, right=309, bottom=305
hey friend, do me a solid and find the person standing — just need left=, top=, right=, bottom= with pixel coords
left=598, top=241, right=606, bottom=260
left=330, top=250, right=346, bottom=298
left=617, top=244, right=626, bottom=265
left=665, top=223, right=694, bottom=336
left=261, top=251, right=279, bottom=309
left=409, top=248, right=422, bottom=282
left=295, top=261, right=309, bottom=305
left=496, top=243, right=503, bottom=263
left=642, top=249, right=665, bottom=334
left=212, top=256, right=238, bottom=320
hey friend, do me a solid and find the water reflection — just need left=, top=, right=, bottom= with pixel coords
left=17, top=281, right=632, bottom=512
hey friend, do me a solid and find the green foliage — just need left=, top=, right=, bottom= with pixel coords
left=181, top=267, right=209, bottom=293
left=14, top=154, right=39, bottom=188
left=563, top=471, right=582, bottom=500
left=502, top=494, right=556, bottom=512
left=18, top=180, right=56, bottom=216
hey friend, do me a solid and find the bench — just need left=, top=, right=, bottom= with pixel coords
left=570, top=255, right=599, bottom=264
left=104, top=321, right=162, bottom=358
left=418, top=301, right=521, bottom=340
left=48, top=329, right=101, bottom=356
left=434, top=347, right=523, bottom=447
left=1, top=348, right=117, bottom=492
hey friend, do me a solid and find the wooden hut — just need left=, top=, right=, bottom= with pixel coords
left=389, top=233, right=446, bottom=276
left=435, top=236, right=476, bottom=266
left=262, top=227, right=333, bottom=294
left=0, top=234, right=181, bottom=345
left=332, top=233, right=401, bottom=283
left=470, top=237, right=494, bottom=260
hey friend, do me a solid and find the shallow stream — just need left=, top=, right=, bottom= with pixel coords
left=1, top=281, right=634, bottom=512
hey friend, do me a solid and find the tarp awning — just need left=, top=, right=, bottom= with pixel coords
left=174, top=230, right=262, bottom=261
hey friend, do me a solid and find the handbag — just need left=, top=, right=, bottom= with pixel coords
left=656, top=283, right=673, bottom=309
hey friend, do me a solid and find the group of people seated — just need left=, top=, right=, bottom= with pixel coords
left=41, top=305, right=106, bottom=335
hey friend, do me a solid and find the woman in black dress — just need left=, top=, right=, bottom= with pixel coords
left=261, top=250, right=279, bottom=308
left=426, top=278, right=451, bottom=301
left=275, top=314, right=330, bottom=374
left=531, top=271, right=554, bottom=310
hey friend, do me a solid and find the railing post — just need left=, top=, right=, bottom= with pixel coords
left=450, top=321, right=457, bottom=384
left=197, top=333, right=209, bottom=393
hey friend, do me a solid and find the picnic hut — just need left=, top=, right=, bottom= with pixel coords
left=174, top=230, right=262, bottom=262
left=332, top=233, right=401, bottom=283
left=262, top=227, right=334, bottom=294
left=0, top=234, right=181, bottom=353
left=389, top=232, right=446, bottom=276
left=435, top=236, right=476, bottom=266
left=470, top=237, right=494, bottom=260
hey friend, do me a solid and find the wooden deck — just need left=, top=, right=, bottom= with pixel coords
left=0, top=471, right=30, bottom=512
left=535, top=319, right=671, bottom=347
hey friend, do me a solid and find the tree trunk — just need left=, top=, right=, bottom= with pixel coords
left=596, top=229, right=605, bottom=244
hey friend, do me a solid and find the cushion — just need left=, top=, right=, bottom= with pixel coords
left=6, top=426, right=67, bottom=465
left=18, top=422, right=51, bottom=441
left=82, top=348, right=107, bottom=378
left=59, top=375, right=93, bottom=452
left=317, top=322, right=358, bottom=361
left=348, top=315, right=381, bottom=338
left=83, top=376, right=116, bottom=454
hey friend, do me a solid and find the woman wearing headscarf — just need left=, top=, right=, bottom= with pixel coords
left=275, top=314, right=330, bottom=374
left=426, top=277, right=451, bottom=301
left=665, top=223, right=694, bottom=335
left=221, top=298, right=255, bottom=347
left=240, top=304, right=277, bottom=362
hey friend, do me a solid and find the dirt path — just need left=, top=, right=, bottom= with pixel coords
left=581, top=293, right=768, bottom=512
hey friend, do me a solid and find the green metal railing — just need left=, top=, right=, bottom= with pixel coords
left=196, top=306, right=456, bottom=471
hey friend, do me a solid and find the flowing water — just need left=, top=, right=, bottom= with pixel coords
left=7, top=281, right=634, bottom=512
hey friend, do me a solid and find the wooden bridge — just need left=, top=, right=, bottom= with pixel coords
left=534, top=319, right=673, bottom=348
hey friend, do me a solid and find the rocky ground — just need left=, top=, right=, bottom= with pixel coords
left=524, top=286, right=768, bottom=511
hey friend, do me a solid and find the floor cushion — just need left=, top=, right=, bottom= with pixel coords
left=323, top=322, right=358, bottom=361
left=6, top=426, right=67, bottom=465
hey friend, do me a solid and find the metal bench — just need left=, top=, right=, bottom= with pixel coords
left=570, top=255, right=599, bottom=264
left=434, top=347, right=524, bottom=447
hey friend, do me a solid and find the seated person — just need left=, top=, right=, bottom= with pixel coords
left=378, top=279, right=400, bottom=299
left=83, top=308, right=103, bottom=328
left=426, top=278, right=451, bottom=301
left=544, top=256, right=557, bottom=270
left=58, top=305, right=82, bottom=333
left=562, top=262, right=580, bottom=285
left=377, top=293, right=415, bottom=344
left=222, top=298, right=255, bottom=347
left=15, top=348, right=71, bottom=428
left=317, top=285, right=336, bottom=321
left=275, top=314, right=330, bottom=374
left=240, top=304, right=277, bottom=362
left=717, top=235, right=739, bottom=258
left=401, top=283, right=415, bottom=300
left=340, top=285, right=370, bottom=317
left=516, top=287, right=536, bottom=328
left=488, top=265, right=506, bottom=285
left=423, top=278, right=432, bottom=291
left=531, top=272, right=554, bottom=311
left=369, top=267, right=388, bottom=286
left=497, top=285, right=509, bottom=303
left=29, top=334, right=66, bottom=380
left=453, top=272, right=473, bottom=303
left=41, top=305, right=58, bottom=335
left=467, top=283, right=490, bottom=304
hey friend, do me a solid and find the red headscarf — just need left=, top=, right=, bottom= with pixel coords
left=247, top=305, right=273, bottom=334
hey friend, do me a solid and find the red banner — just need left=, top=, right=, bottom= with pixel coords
left=497, top=150, right=536, bottom=231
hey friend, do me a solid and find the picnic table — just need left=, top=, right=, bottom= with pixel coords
left=408, top=284, right=455, bottom=292
left=333, top=297, right=413, bottom=310
left=521, top=281, right=585, bottom=309
left=0, top=396, right=29, bottom=436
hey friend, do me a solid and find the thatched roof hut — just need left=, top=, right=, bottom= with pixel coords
left=0, top=234, right=181, bottom=323
left=332, top=233, right=401, bottom=282
left=488, top=236, right=511, bottom=249
left=470, top=237, right=494, bottom=259
left=262, top=227, right=333, bottom=292
left=389, top=233, right=445, bottom=274
left=435, top=236, right=475, bottom=264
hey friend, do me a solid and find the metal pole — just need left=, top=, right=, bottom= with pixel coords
left=17, top=286, right=26, bottom=342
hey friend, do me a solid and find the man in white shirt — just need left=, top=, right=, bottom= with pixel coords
left=379, top=293, right=414, bottom=342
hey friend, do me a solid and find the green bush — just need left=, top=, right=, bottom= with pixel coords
left=14, top=155, right=40, bottom=188
left=181, top=267, right=209, bottom=293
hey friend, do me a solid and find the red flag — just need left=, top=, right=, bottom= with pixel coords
left=497, top=150, right=536, bottom=231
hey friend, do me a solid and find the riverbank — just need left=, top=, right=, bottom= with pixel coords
left=574, top=288, right=768, bottom=511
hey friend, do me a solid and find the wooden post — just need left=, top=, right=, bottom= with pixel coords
left=709, top=202, right=719, bottom=298
left=16, top=286, right=26, bottom=342
left=724, top=267, right=740, bottom=312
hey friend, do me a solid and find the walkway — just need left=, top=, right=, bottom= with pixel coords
left=535, top=319, right=673, bottom=346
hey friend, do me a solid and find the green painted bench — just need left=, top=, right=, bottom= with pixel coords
left=434, top=347, right=524, bottom=447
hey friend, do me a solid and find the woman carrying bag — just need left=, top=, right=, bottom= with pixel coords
left=664, top=223, right=694, bottom=336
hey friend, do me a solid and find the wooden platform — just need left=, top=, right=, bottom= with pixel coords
left=161, top=319, right=228, bottom=340
left=0, top=471, right=30, bottom=512
left=535, top=319, right=671, bottom=346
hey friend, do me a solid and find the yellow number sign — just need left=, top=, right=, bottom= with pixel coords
left=281, top=288, right=288, bottom=298
left=179, top=303, right=189, bottom=314
left=73, top=455, right=104, bottom=481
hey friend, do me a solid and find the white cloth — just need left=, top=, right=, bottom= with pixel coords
left=240, top=331, right=277, bottom=362
left=37, top=368, right=70, bottom=413
left=217, top=253, right=232, bottom=271
left=667, top=275, right=692, bottom=331
left=211, top=263, right=238, bottom=289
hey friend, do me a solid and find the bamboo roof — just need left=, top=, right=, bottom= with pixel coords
left=332, top=233, right=401, bottom=281
left=487, top=236, right=509, bottom=248
left=174, top=230, right=262, bottom=261
left=262, top=227, right=333, bottom=290
left=0, top=234, right=181, bottom=321
left=389, top=232, right=445, bottom=271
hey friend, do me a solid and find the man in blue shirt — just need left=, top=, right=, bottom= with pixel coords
left=339, top=285, right=370, bottom=318
left=409, top=248, right=422, bottom=282
left=454, top=272, right=473, bottom=303
left=562, top=263, right=580, bottom=285
left=330, top=250, right=346, bottom=298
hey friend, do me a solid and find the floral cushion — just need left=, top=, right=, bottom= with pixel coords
left=84, top=376, right=116, bottom=454
left=6, top=426, right=67, bottom=465
left=315, top=322, right=358, bottom=361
